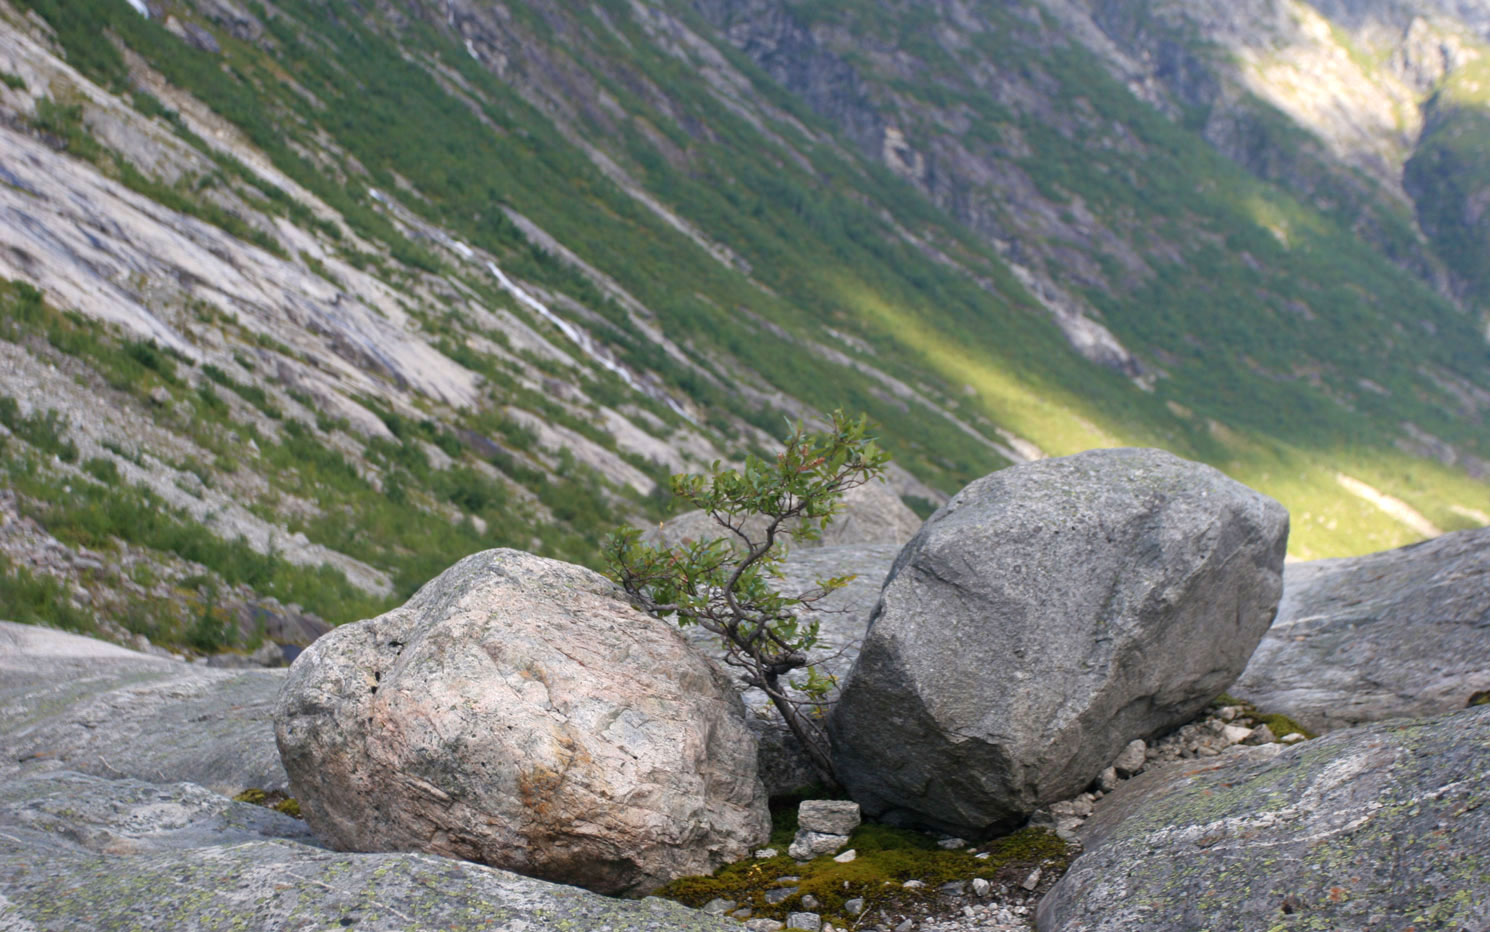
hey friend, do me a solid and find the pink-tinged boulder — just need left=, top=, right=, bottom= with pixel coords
left=274, top=549, right=769, bottom=895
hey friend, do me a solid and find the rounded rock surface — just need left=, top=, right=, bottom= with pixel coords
left=1232, top=527, right=1489, bottom=733
left=1037, top=707, right=1489, bottom=931
left=829, top=448, right=1288, bottom=837
left=274, top=549, right=769, bottom=895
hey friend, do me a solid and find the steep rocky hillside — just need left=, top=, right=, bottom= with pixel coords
left=0, top=0, right=1486, bottom=652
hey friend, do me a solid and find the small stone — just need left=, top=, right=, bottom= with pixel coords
left=789, top=830, right=847, bottom=860
left=963, top=905, right=976, bottom=918
left=1021, top=867, right=1043, bottom=891
left=1113, top=739, right=1147, bottom=775
left=1221, top=724, right=1253, bottom=744
left=1051, top=795, right=1093, bottom=818
left=901, top=879, right=925, bottom=890
left=786, top=912, right=820, bottom=931
left=1249, top=724, right=1277, bottom=745
left=895, top=921, right=914, bottom=932
left=974, top=851, right=990, bottom=860
left=1281, top=732, right=1307, bottom=743
left=822, top=925, right=836, bottom=932
left=800, top=894, right=820, bottom=910
left=700, top=898, right=735, bottom=915
left=732, top=908, right=754, bottom=919
left=833, top=849, right=856, bottom=863
left=798, top=799, right=861, bottom=835
left=937, top=836, right=966, bottom=849
left=971, top=877, right=991, bottom=897
left=775, top=876, right=800, bottom=885
left=755, top=848, right=778, bottom=859
left=1216, top=706, right=1241, bottom=721
left=765, top=887, right=798, bottom=905
left=744, top=920, right=784, bottom=932
left=844, top=897, right=865, bottom=916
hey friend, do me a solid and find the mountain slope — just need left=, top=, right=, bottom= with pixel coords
left=0, top=0, right=1486, bottom=652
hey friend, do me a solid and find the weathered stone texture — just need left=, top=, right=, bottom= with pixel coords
left=1037, top=707, right=1490, bottom=932
left=1234, top=527, right=1489, bottom=732
left=275, top=549, right=769, bottom=895
left=830, top=448, right=1288, bottom=837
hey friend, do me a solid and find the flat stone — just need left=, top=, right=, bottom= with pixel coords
left=0, top=770, right=748, bottom=932
left=844, top=897, right=865, bottom=915
left=798, top=799, right=861, bottom=835
left=833, top=849, right=857, bottom=863
left=1220, top=724, right=1253, bottom=744
left=1037, top=707, right=1489, bottom=931
left=0, top=621, right=288, bottom=795
left=1233, top=528, right=1489, bottom=733
left=786, top=912, right=821, bottom=930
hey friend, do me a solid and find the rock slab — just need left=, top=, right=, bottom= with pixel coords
left=1233, top=527, right=1489, bottom=733
left=0, top=770, right=744, bottom=932
left=830, top=448, right=1288, bottom=836
left=1037, top=707, right=1489, bottom=932
left=275, top=549, right=769, bottom=896
left=0, top=620, right=287, bottom=794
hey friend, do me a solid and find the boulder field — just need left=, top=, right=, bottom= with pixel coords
left=829, top=448, right=1289, bottom=837
left=0, top=448, right=1488, bottom=930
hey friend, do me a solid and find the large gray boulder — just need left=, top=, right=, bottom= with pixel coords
left=1037, top=707, right=1489, bottom=932
left=275, top=549, right=769, bottom=896
left=643, top=477, right=922, bottom=551
left=0, top=770, right=744, bottom=932
left=829, top=448, right=1289, bottom=837
left=1233, top=527, right=1489, bottom=733
left=0, top=620, right=287, bottom=794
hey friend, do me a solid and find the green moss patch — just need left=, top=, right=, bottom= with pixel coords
left=659, top=810, right=1069, bottom=928
left=1211, top=694, right=1317, bottom=739
left=233, top=787, right=303, bottom=819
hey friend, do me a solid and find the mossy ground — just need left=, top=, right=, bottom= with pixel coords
left=659, top=794, right=1070, bottom=928
left=1210, top=695, right=1317, bottom=739
left=233, top=788, right=303, bottom=819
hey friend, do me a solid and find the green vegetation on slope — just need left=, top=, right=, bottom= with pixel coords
left=9, top=0, right=1488, bottom=576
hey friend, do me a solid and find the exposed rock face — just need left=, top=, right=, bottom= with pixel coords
left=0, top=770, right=744, bottom=932
left=1036, top=707, right=1490, bottom=932
left=644, top=477, right=922, bottom=552
left=275, top=549, right=770, bottom=896
left=0, top=620, right=288, bottom=794
left=1233, top=527, right=1489, bottom=732
left=829, top=448, right=1289, bottom=837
